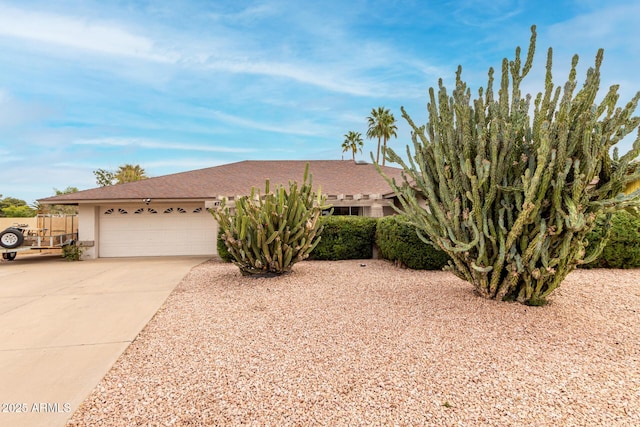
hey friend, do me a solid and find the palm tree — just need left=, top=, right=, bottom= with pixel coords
left=367, top=107, right=384, bottom=164
left=380, top=112, right=397, bottom=166
left=366, top=107, right=398, bottom=166
left=342, top=131, right=364, bottom=162
left=115, top=164, right=148, bottom=184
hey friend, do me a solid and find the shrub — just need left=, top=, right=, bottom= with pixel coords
left=583, top=210, right=640, bottom=268
left=212, top=164, right=329, bottom=276
left=376, top=215, right=450, bottom=270
left=309, top=216, right=377, bottom=260
left=61, top=242, right=83, bottom=261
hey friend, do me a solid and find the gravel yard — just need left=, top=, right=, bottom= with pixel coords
left=68, top=259, right=640, bottom=426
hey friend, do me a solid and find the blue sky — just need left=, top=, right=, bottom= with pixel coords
left=0, top=0, right=638, bottom=204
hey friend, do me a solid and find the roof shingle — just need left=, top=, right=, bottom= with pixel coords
left=39, top=160, right=405, bottom=203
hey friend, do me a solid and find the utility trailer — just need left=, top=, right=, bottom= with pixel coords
left=0, top=214, right=78, bottom=261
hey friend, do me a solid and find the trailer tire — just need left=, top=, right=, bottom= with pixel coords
left=0, top=228, right=24, bottom=249
left=2, top=252, right=17, bottom=261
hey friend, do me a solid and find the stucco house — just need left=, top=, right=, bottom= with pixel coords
left=39, top=160, right=405, bottom=259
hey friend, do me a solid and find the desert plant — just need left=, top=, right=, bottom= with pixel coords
left=217, top=228, right=232, bottom=262
left=583, top=210, right=640, bottom=268
left=309, top=216, right=377, bottom=260
left=376, top=215, right=450, bottom=270
left=212, top=164, right=330, bottom=276
left=379, top=25, right=640, bottom=305
left=61, top=242, right=83, bottom=261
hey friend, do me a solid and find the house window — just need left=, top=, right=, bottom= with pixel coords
left=118, top=208, right=128, bottom=214
left=148, top=208, right=158, bottom=214
left=193, top=207, right=203, bottom=213
left=177, top=207, right=187, bottom=213
left=104, top=208, right=114, bottom=215
left=164, top=208, right=174, bottom=214
left=134, top=208, right=144, bottom=214
left=327, top=206, right=361, bottom=216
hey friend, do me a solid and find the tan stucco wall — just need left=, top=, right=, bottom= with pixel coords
left=78, top=205, right=98, bottom=259
left=0, top=217, right=37, bottom=230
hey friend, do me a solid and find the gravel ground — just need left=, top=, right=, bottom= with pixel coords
left=68, top=259, right=640, bottom=426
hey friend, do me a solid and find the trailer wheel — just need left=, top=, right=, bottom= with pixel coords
left=0, top=228, right=24, bottom=249
left=2, top=252, right=17, bottom=261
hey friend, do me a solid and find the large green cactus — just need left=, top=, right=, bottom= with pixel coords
left=379, top=26, right=640, bottom=305
left=212, top=164, right=330, bottom=276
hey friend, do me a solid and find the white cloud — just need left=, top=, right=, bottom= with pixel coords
left=0, top=4, right=435, bottom=98
left=142, top=159, right=227, bottom=169
left=542, top=3, right=640, bottom=109
left=207, top=3, right=279, bottom=24
left=208, top=110, right=331, bottom=137
left=72, top=137, right=254, bottom=153
left=0, top=88, right=52, bottom=128
left=0, top=4, right=177, bottom=62
left=52, top=158, right=227, bottom=171
left=0, top=153, right=23, bottom=163
left=451, top=0, right=525, bottom=27
left=204, top=59, right=378, bottom=97
left=546, top=2, right=640, bottom=49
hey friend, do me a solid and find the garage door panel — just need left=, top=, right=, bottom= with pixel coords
left=99, top=204, right=217, bottom=257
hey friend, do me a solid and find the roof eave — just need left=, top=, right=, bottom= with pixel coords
left=38, top=197, right=212, bottom=205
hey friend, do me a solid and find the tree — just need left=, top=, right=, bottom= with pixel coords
left=1, top=205, right=35, bottom=217
left=342, top=131, right=364, bottom=162
left=380, top=112, right=398, bottom=166
left=55, top=187, right=79, bottom=195
left=367, top=107, right=397, bottom=166
left=94, top=169, right=116, bottom=187
left=379, top=26, right=640, bottom=305
left=367, top=107, right=384, bottom=164
left=0, top=196, right=34, bottom=218
left=49, top=187, right=79, bottom=215
left=94, top=164, right=148, bottom=186
left=115, top=164, right=148, bottom=184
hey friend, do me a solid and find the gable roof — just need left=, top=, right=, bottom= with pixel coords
left=39, top=160, right=405, bottom=204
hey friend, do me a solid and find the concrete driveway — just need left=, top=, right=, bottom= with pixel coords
left=0, top=254, right=209, bottom=427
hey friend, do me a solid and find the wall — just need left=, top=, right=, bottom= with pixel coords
left=0, top=217, right=37, bottom=230
left=77, top=205, right=98, bottom=259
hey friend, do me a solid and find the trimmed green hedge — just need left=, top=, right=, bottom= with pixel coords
left=218, top=210, right=640, bottom=269
left=309, top=216, right=377, bottom=260
left=376, top=215, right=450, bottom=270
left=219, top=212, right=451, bottom=269
left=583, top=210, right=640, bottom=269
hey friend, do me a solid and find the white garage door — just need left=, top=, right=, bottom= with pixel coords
left=99, top=204, right=217, bottom=257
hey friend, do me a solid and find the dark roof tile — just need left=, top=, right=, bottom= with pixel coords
left=39, top=160, right=405, bottom=203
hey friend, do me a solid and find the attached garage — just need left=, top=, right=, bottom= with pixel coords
left=39, top=160, right=406, bottom=259
left=98, top=204, right=217, bottom=257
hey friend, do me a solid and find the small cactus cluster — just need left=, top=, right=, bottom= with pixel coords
left=379, top=26, right=640, bottom=305
left=212, top=164, right=330, bottom=276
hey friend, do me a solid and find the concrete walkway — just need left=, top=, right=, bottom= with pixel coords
left=0, top=254, right=209, bottom=427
